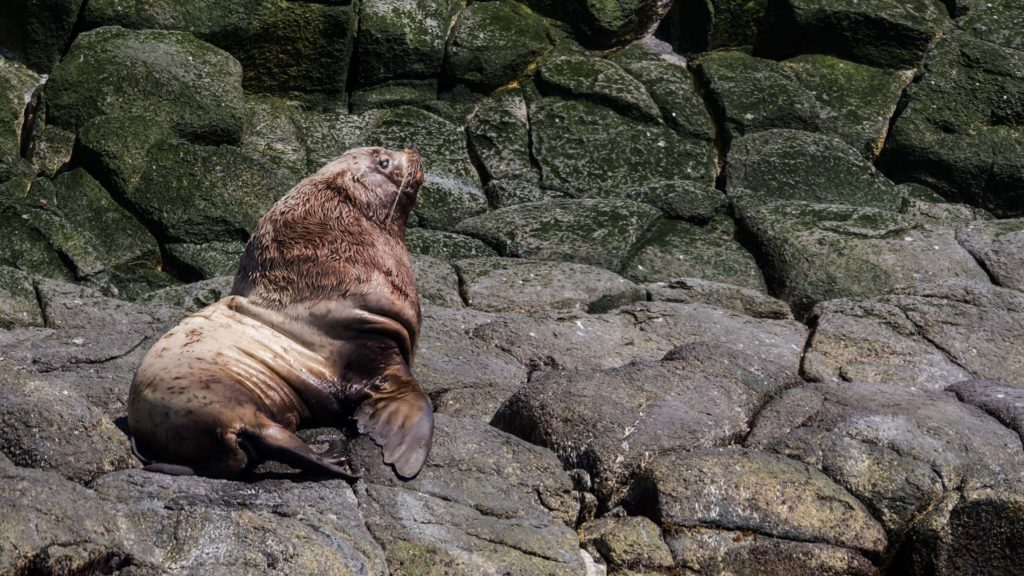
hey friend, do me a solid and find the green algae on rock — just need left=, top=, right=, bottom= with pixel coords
left=466, top=87, right=538, bottom=184
left=0, top=0, right=83, bottom=73
left=520, top=0, right=672, bottom=48
left=354, top=0, right=463, bottom=88
left=0, top=265, right=43, bottom=328
left=406, top=228, right=498, bottom=262
left=536, top=53, right=662, bottom=122
left=0, top=57, right=42, bottom=163
left=658, top=0, right=769, bottom=53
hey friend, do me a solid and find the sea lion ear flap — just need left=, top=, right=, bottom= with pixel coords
left=355, top=379, right=434, bottom=479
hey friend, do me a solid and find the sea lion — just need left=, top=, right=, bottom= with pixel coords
left=127, top=146, right=433, bottom=479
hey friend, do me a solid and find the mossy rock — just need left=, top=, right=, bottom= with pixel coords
left=455, top=198, right=661, bottom=271
left=622, top=217, right=766, bottom=291
left=0, top=0, right=84, bottom=73
left=625, top=180, right=728, bottom=222
left=0, top=265, right=44, bottom=328
left=349, top=80, right=438, bottom=114
left=756, top=0, right=950, bottom=69
left=293, top=108, right=370, bottom=171
left=444, top=0, right=551, bottom=92
left=0, top=178, right=73, bottom=281
left=878, top=32, right=1024, bottom=217
left=128, top=140, right=296, bottom=244
left=241, top=95, right=307, bottom=178
left=959, top=0, right=1024, bottom=51
left=485, top=179, right=568, bottom=209
left=530, top=98, right=716, bottom=198
left=608, top=38, right=715, bottom=142
left=27, top=124, right=75, bottom=178
left=726, top=130, right=903, bottom=212
left=695, top=51, right=821, bottom=144
left=44, top=27, right=245, bottom=145
left=165, top=241, right=245, bottom=279
left=77, top=113, right=177, bottom=199
left=84, top=0, right=355, bottom=95
left=466, top=88, right=538, bottom=184
left=0, top=57, right=43, bottom=160
left=354, top=0, right=462, bottom=88
left=520, top=0, right=673, bottom=48
left=536, top=54, right=661, bottom=122
left=406, top=228, right=498, bottom=262
left=782, top=55, right=912, bottom=159
left=741, top=201, right=987, bottom=317
left=658, top=0, right=768, bottom=52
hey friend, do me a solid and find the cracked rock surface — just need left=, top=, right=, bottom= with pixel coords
left=2, top=0, right=1024, bottom=573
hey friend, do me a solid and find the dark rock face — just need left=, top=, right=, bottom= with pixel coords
left=3, top=0, right=1024, bottom=573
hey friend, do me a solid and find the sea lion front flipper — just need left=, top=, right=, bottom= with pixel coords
left=355, top=379, right=433, bottom=479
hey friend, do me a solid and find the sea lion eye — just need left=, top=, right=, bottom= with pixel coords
left=378, top=158, right=390, bottom=170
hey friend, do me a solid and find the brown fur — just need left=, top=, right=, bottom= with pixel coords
left=129, top=147, right=433, bottom=479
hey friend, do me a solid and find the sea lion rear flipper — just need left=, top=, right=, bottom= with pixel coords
left=244, top=425, right=362, bottom=481
left=356, top=380, right=433, bottom=479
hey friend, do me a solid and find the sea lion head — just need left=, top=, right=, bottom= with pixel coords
left=317, top=146, right=425, bottom=229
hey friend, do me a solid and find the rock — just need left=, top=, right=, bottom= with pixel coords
left=484, top=179, right=568, bottom=208
left=958, top=218, right=1024, bottom=291
left=76, top=113, right=177, bottom=199
left=362, top=106, right=486, bottom=230
left=415, top=305, right=528, bottom=421
left=354, top=0, right=462, bottom=89
left=139, top=276, right=235, bottom=313
left=900, top=184, right=994, bottom=228
left=444, top=1, right=551, bottom=92
left=666, top=526, right=878, bottom=575
left=803, top=281, right=1024, bottom=387
left=455, top=198, right=661, bottom=271
left=129, top=140, right=296, bottom=244
left=455, top=257, right=645, bottom=313
left=757, top=0, right=951, bottom=68
left=84, top=0, right=355, bottom=95
left=726, top=130, right=903, bottom=212
left=900, top=462, right=1024, bottom=575
left=696, top=51, right=821, bottom=144
left=629, top=447, right=886, bottom=554
left=621, top=217, right=766, bottom=290
left=0, top=266, right=42, bottom=329
left=493, top=355, right=789, bottom=507
left=878, top=32, right=1024, bottom=217
left=466, top=87, right=538, bottom=184
left=530, top=98, right=716, bottom=198
left=349, top=79, right=439, bottom=113
left=658, top=0, right=768, bottom=52
left=520, top=0, right=672, bottom=48
left=0, top=170, right=160, bottom=281
left=608, top=38, right=716, bottom=142
left=951, top=379, right=1024, bottom=441
left=45, top=27, right=246, bottom=145
left=580, top=515, right=673, bottom=570
left=624, top=180, right=727, bottom=223
left=781, top=55, right=913, bottom=159
left=165, top=241, right=245, bottom=279
left=0, top=57, right=43, bottom=162
left=537, top=54, right=661, bottom=122
left=958, top=0, right=1024, bottom=51
left=741, top=201, right=987, bottom=316
left=26, top=124, right=75, bottom=177
left=411, top=255, right=463, bottom=308
left=645, top=278, right=794, bottom=320
left=0, top=0, right=84, bottom=73
left=660, top=341, right=802, bottom=398
left=349, top=415, right=585, bottom=574
left=405, top=228, right=498, bottom=262
left=0, top=367, right=136, bottom=482
left=241, top=95, right=307, bottom=177
left=747, top=381, right=1023, bottom=535
left=0, top=178, right=74, bottom=282
left=292, top=108, right=368, bottom=172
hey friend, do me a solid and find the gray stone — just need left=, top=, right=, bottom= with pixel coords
left=645, top=278, right=794, bottom=320
left=757, top=0, right=951, bottom=68
left=354, top=0, right=461, bottom=88
left=537, top=54, right=661, bottom=122
left=580, top=515, right=673, bottom=570
left=26, top=124, right=75, bottom=177
left=406, top=228, right=498, bottom=262
left=0, top=178, right=73, bottom=282
left=747, top=381, right=1023, bottom=535
left=696, top=51, right=821, bottom=144
left=624, top=180, right=728, bottom=223
left=530, top=98, right=716, bottom=198
left=631, top=447, right=887, bottom=554
left=444, top=1, right=551, bottom=92
left=454, top=199, right=662, bottom=271
left=878, top=31, right=1024, bottom=217
left=782, top=54, right=913, bottom=159
left=466, top=87, right=538, bottom=184
left=165, top=241, right=245, bottom=279
left=741, top=201, right=987, bottom=317
left=455, top=257, right=645, bottom=314
left=76, top=113, right=177, bottom=199
left=0, top=57, right=43, bottom=162
left=951, top=379, right=1024, bottom=441
left=292, top=108, right=368, bottom=172
left=958, top=0, right=1024, bottom=51
left=0, top=266, right=42, bottom=329
left=726, top=130, right=903, bottom=212
left=411, top=255, right=463, bottom=308
left=45, top=27, right=246, bottom=145
left=349, top=415, right=584, bottom=574
left=484, top=179, right=567, bottom=208
left=958, top=219, right=1024, bottom=291
left=803, top=281, right=1024, bottom=388
left=241, top=95, right=307, bottom=177
left=621, top=217, right=766, bottom=291
left=139, top=276, right=235, bottom=314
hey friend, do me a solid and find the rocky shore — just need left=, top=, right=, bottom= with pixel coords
left=1, top=0, right=1022, bottom=574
